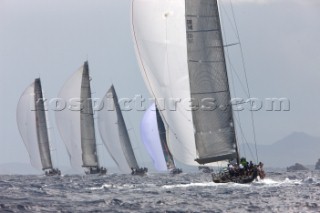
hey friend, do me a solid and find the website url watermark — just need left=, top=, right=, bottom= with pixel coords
left=32, top=96, right=290, bottom=112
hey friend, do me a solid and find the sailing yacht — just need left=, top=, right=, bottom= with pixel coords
left=141, top=103, right=182, bottom=174
left=97, top=85, right=147, bottom=175
left=55, top=62, right=106, bottom=175
left=17, top=78, right=61, bottom=176
left=131, top=0, right=264, bottom=183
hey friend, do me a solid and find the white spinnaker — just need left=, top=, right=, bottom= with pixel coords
left=132, top=0, right=200, bottom=166
left=97, top=88, right=132, bottom=173
left=17, top=82, right=42, bottom=170
left=55, top=66, right=83, bottom=171
left=141, top=103, right=168, bottom=171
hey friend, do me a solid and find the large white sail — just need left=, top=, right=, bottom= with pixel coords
left=55, top=65, right=84, bottom=171
left=132, top=0, right=238, bottom=166
left=17, top=79, right=53, bottom=170
left=98, top=85, right=139, bottom=173
left=132, top=0, right=197, bottom=166
left=17, top=82, right=42, bottom=170
left=140, top=103, right=168, bottom=171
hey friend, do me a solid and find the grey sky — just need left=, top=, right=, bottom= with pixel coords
left=0, top=0, right=319, bottom=168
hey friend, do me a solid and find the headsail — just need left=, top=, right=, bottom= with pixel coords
left=97, top=85, right=139, bottom=172
left=141, top=103, right=175, bottom=171
left=17, top=78, right=53, bottom=170
left=132, top=0, right=238, bottom=165
left=55, top=62, right=99, bottom=171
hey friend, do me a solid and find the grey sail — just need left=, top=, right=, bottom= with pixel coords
left=34, top=78, right=53, bottom=170
left=80, top=62, right=99, bottom=167
left=109, top=85, right=139, bottom=169
left=185, top=0, right=238, bottom=164
left=155, top=107, right=176, bottom=170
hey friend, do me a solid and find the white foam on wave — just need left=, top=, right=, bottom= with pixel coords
left=161, top=181, right=252, bottom=189
left=89, top=176, right=312, bottom=191
left=162, top=182, right=218, bottom=189
left=258, top=178, right=280, bottom=185
left=89, top=183, right=135, bottom=190
left=253, top=177, right=302, bottom=187
left=89, top=183, right=157, bottom=191
left=162, top=178, right=303, bottom=189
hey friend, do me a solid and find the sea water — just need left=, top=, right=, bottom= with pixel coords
left=0, top=170, right=319, bottom=212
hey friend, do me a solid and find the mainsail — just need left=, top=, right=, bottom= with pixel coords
left=132, top=0, right=238, bottom=166
left=55, top=62, right=99, bottom=171
left=141, top=103, right=176, bottom=171
left=98, top=85, right=139, bottom=173
left=17, top=78, right=53, bottom=170
left=80, top=63, right=99, bottom=167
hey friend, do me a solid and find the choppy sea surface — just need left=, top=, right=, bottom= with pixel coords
left=0, top=170, right=319, bottom=212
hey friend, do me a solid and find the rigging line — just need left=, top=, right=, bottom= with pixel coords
left=220, top=3, right=249, bottom=97
left=215, top=2, right=239, bottom=165
left=230, top=0, right=259, bottom=163
left=226, top=56, right=250, bottom=97
left=220, top=3, right=239, bottom=41
left=220, top=4, right=254, bottom=160
left=233, top=115, right=255, bottom=160
left=219, top=2, right=245, bottom=157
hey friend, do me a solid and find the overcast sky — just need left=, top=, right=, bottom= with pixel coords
left=0, top=0, right=319, bottom=169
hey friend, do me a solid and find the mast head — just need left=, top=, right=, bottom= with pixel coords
left=83, top=61, right=90, bottom=77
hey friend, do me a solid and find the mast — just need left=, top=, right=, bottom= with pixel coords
left=34, top=78, right=53, bottom=170
left=185, top=0, right=238, bottom=164
left=80, top=62, right=99, bottom=168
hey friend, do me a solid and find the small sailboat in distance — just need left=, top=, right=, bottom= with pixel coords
left=141, top=103, right=182, bottom=174
left=132, top=0, right=265, bottom=183
left=17, top=78, right=61, bottom=176
left=98, top=85, right=148, bottom=175
left=55, top=62, right=106, bottom=175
